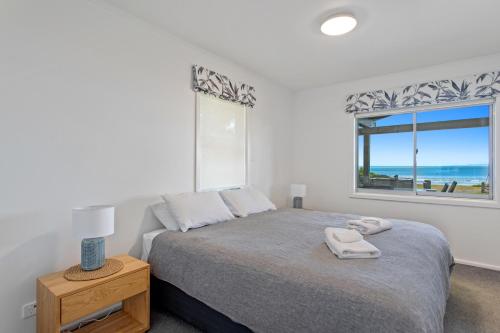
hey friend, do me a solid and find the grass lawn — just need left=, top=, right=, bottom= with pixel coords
left=416, top=184, right=488, bottom=195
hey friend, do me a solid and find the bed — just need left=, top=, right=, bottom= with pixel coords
left=147, top=208, right=454, bottom=333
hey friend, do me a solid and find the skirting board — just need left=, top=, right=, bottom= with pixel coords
left=455, top=258, right=500, bottom=272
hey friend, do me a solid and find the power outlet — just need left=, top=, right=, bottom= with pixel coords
left=22, top=301, right=36, bottom=319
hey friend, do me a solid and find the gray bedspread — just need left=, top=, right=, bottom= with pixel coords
left=149, top=208, right=453, bottom=333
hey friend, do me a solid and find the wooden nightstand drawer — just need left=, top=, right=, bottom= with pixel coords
left=61, top=269, right=148, bottom=325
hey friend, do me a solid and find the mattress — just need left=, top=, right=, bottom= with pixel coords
left=149, top=208, right=453, bottom=333
left=141, top=228, right=166, bottom=261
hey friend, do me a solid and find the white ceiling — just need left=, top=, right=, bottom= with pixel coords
left=105, top=0, right=500, bottom=90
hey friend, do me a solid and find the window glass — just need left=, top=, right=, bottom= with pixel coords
left=416, top=105, right=490, bottom=196
left=357, top=113, right=414, bottom=191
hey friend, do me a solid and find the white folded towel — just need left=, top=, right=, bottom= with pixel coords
left=325, top=228, right=381, bottom=259
left=347, top=216, right=393, bottom=235
left=361, top=216, right=393, bottom=229
left=327, top=227, right=363, bottom=243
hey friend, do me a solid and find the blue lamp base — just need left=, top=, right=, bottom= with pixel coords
left=81, top=237, right=105, bottom=271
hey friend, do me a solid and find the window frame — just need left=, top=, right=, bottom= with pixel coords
left=195, top=92, right=249, bottom=192
left=353, top=98, right=495, bottom=201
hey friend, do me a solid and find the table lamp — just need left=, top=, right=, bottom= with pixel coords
left=72, top=205, right=115, bottom=271
left=290, top=184, right=307, bottom=209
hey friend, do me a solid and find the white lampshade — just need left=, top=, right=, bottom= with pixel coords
left=290, top=184, right=307, bottom=197
left=72, top=205, right=115, bottom=239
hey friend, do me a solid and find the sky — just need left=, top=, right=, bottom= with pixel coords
left=358, top=104, right=490, bottom=167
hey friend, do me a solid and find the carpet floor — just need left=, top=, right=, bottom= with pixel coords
left=149, top=264, right=500, bottom=333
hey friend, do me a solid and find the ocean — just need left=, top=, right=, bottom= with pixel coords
left=369, top=165, right=489, bottom=185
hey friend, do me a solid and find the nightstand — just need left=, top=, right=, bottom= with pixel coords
left=37, top=255, right=150, bottom=333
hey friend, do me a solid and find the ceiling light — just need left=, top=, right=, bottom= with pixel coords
left=320, top=14, right=357, bottom=36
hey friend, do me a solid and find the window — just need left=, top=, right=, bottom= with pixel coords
left=196, top=93, right=247, bottom=191
left=356, top=101, right=493, bottom=199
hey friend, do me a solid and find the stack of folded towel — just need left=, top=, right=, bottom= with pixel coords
left=324, top=227, right=381, bottom=259
left=347, top=216, right=393, bottom=235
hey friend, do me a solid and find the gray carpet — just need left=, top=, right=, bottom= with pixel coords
left=149, top=264, right=500, bottom=333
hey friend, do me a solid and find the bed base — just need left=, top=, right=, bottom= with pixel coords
left=151, top=275, right=252, bottom=333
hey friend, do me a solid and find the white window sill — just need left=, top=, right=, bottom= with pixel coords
left=350, top=191, right=500, bottom=209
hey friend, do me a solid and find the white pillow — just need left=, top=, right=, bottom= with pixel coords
left=162, top=191, right=234, bottom=232
left=247, top=187, right=277, bottom=212
left=220, top=187, right=276, bottom=217
left=219, top=188, right=253, bottom=217
left=150, top=202, right=179, bottom=231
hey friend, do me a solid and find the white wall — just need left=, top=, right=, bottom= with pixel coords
left=0, top=1, right=293, bottom=332
left=292, top=53, right=500, bottom=269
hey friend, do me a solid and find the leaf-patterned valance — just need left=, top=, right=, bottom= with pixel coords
left=192, top=65, right=256, bottom=108
left=346, top=70, right=500, bottom=113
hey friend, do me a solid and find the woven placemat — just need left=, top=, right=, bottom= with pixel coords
left=64, top=258, right=124, bottom=281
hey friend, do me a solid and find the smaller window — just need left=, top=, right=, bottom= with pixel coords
left=356, top=102, right=493, bottom=200
left=196, top=93, right=247, bottom=191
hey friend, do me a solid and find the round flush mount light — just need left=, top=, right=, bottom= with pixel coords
left=320, top=14, right=357, bottom=36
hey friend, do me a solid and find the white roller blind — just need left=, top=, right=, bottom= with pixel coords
left=196, top=93, right=247, bottom=191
